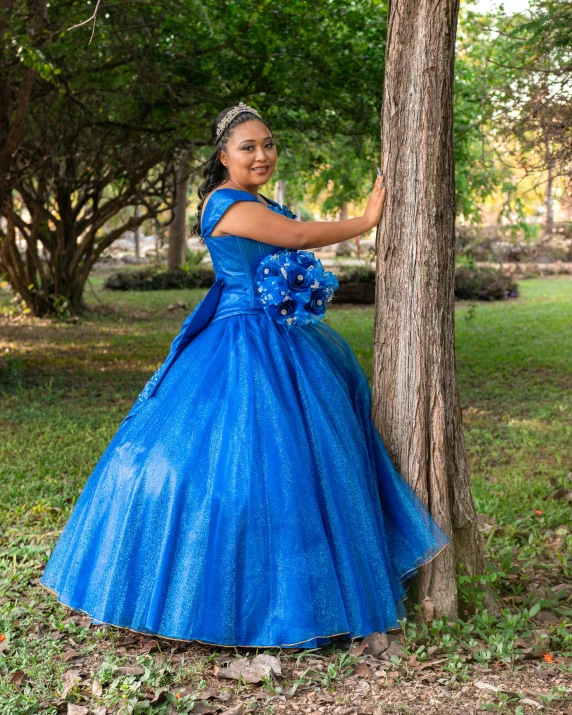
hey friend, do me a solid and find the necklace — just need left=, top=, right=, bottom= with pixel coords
left=227, top=177, right=268, bottom=206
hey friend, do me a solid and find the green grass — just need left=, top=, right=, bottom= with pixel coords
left=0, top=275, right=571, bottom=714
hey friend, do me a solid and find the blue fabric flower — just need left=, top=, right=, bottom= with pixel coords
left=255, top=249, right=339, bottom=328
left=266, top=202, right=298, bottom=220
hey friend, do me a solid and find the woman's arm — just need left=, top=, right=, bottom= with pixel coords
left=214, top=173, right=386, bottom=249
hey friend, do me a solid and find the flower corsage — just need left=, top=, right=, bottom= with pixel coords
left=255, top=249, right=339, bottom=328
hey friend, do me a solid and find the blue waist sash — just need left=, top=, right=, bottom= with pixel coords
left=121, top=280, right=265, bottom=424
left=146, top=278, right=224, bottom=399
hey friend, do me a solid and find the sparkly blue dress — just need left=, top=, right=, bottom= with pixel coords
left=41, top=188, right=450, bottom=649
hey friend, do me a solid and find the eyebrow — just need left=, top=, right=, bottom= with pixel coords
left=238, top=136, right=273, bottom=143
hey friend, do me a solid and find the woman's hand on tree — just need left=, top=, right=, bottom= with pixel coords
left=364, top=172, right=386, bottom=229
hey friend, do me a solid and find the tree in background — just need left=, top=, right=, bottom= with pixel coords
left=0, top=0, right=204, bottom=314
left=1, top=0, right=388, bottom=315
left=452, top=1, right=571, bottom=232
left=489, top=0, right=571, bottom=235
left=373, top=0, right=486, bottom=618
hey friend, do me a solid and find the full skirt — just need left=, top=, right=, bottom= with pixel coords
left=41, top=314, right=450, bottom=648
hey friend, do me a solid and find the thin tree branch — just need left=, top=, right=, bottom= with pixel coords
left=67, top=0, right=102, bottom=44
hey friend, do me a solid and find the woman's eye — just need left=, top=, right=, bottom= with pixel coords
left=241, top=143, right=275, bottom=150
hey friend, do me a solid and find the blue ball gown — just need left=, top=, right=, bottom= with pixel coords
left=41, top=188, right=451, bottom=649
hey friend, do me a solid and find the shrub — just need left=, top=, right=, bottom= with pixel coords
left=337, top=267, right=376, bottom=284
left=103, top=266, right=215, bottom=291
left=455, top=265, right=518, bottom=301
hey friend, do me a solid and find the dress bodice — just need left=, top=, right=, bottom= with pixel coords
left=122, top=189, right=298, bottom=405
left=200, top=188, right=296, bottom=322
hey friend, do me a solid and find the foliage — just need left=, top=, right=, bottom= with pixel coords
left=0, top=0, right=388, bottom=316
left=453, top=1, right=572, bottom=223
left=453, top=10, right=512, bottom=221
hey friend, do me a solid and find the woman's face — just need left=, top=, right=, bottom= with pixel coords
left=218, top=119, right=277, bottom=188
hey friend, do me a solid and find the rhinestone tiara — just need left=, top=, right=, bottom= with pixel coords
left=215, top=102, right=262, bottom=143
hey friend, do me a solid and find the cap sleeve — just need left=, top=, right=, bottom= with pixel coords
left=201, top=188, right=261, bottom=238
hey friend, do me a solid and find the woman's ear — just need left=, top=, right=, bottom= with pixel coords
left=218, top=150, right=228, bottom=169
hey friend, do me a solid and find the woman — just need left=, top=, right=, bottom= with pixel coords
left=41, top=102, right=450, bottom=649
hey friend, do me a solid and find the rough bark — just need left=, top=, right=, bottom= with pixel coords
left=168, top=155, right=190, bottom=270
left=372, top=0, right=485, bottom=618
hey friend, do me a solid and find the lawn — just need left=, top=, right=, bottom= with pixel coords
left=0, top=275, right=571, bottom=714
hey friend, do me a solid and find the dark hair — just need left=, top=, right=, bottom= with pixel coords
left=192, top=106, right=272, bottom=238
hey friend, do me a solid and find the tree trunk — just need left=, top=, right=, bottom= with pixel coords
left=2, top=182, right=155, bottom=316
left=134, top=205, right=141, bottom=258
left=168, top=155, right=190, bottom=270
left=372, top=0, right=485, bottom=618
left=336, top=203, right=354, bottom=255
left=274, top=179, right=286, bottom=206
left=544, top=136, right=554, bottom=238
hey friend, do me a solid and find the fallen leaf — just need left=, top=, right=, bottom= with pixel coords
left=216, top=691, right=232, bottom=702
left=92, top=678, right=103, bottom=697
left=474, top=680, right=500, bottom=694
left=536, top=611, right=559, bottom=626
left=117, top=635, right=139, bottom=647
left=115, top=666, right=145, bottom=676
left=518, top=698, right=543, bottom=709
left=67, top=706, right=89, bottom=715
left=253, top=653, right=282, bottom=677
left=92, top=708, right=107, bottom=715
left=417, top=658, right=448, bottom=671
left=60, top=648, right=81, bottom=662
left=379, top=641, right=405, bottom=661
left=189, top=688, right=218, bottom=700
left=136, top=639, right=159, bottom=654
left=420, top=597, right=435, bottom=623
left=349, top=640, right=369, bottom=657
left=361, top=631, right=389, bottom=658
left=217, top=654, right=281, bottom=684
left=221, top=706, right=243, bottom=715
left=150, top=689, right=169, bottom=705
left=354, top=663, right=371, bottom=678
left=192, top=705, right=220, bottom=715
left=61, top=669, right=82, bottom=698
left=316, top=691, right=334, bottom=703
left=9, top=670, right=26, bottom=685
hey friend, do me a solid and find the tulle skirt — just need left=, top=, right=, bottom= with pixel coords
left=41, top=313, right=450, bottom=648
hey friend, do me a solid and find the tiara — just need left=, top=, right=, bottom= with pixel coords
left=215, top=102, right=262, bottom=143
